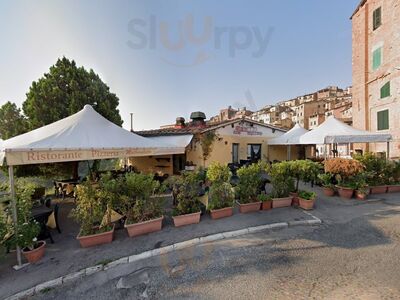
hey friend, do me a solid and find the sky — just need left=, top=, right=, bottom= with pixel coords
left=0, top=0, right=360, bottom=130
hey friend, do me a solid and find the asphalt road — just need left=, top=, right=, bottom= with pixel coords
left=33, top=201, right=400, bottom=300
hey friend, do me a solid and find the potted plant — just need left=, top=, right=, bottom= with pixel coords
left=324, top=158, right=364, bottom=199
left=258, top=193, right=273, bottom=210
left=206, top=162, right=235, bottom=220
left=122, top=173, right=164, bottom=237
left=269, top=161, right=294, bottom=208
left=385, top=161, right=400, bottom=193
left=172, top=171, right=202, bottom=227
left=298, top=190, right=316, bottom=210
left=353, top=172, right=369, bottom=200
left=318, top=173, right=335, bottom=196
left=289, top=160, right=321, bottom=206
left=354, top=153, right=388, bottom=194
left=9, top=183, right=46, bottom=263
left=236, top=164, right=263, bottom=213
left=72, top=180, right=115, bottom=248
left=355, top=186, right=369, bottom=200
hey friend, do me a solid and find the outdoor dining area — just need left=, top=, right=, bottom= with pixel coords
left=0, top=105, right=396, bottom=271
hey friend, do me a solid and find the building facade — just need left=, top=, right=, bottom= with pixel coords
left=130, top=113, right=292, bottom=176
left=352, top=0, right=400, bottom=158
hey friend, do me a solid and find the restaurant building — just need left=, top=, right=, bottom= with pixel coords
left=130, top=112, right=292, bottom=176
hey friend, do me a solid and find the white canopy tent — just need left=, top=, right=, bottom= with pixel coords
left=268, top=123, right=308, bottom=145
left=0, top=105, right=184, bottom=267
left=268, top=123, right=308, bottom=160
left=299, top=116, right=392, bottom=158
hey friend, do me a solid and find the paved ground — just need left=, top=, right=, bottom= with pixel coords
left=28, top=187, right=400, bottom=300
left=0, top=194, right=313, bottom=299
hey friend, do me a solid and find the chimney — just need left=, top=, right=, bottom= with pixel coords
left=190, top=111, right=206, bottom=127
left=175, top=117, right=186, bottom=128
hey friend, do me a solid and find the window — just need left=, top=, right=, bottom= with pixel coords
left=372, top=47, right=382, bottom=70
left=380, top=81, right=391, bottom=98
left=373, top=7, right=382, bottom=30
left=377, top=109, right=389, bottom=130
left=232, top=143, right=239, bottom=164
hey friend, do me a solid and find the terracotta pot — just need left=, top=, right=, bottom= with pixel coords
left=210, top=207, right=233, bottom=220
left=238, top=201, right=261, bottom=213
left=77, top=225, right=115, bottom=248
left=336, top=186, right=354, bottom=199
left=125, top=216, right=163, bottom=237
left=387, top=185, right=400, bottom=193
left=261, top=201, right=272, bottom=210
left=299, top=198, right=315, bottom=210
left=322, top=187, right=335, bottom=197
left=355, top=191, right=367, bottom=200
left=272, top=197, right=293, bottom=208
left=22, top=241, right=46, bottom=264
left=290, top=192, right=299, bottom=206
left=172, top=212, right=201, bottom=227
left=370, top=186, right=388, bottom=194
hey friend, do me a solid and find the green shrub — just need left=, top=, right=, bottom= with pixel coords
left=208, top=182, right=235, bottom=210
left=72, top=180, right=109, bottom=236
left=236, top=163, right=264, bottom=204
left=173, top=171, right=202, bottom=216
left=257, top=193, right=272, bottom=202
left=353, top=153, right=389, bottom=185
left=126, top=197, right=164, bottom=224
left=269, top=161, right=295, bottom=198
left=317, top=173, right=334, bottom=188
left=125, top=173, right=160, bottom=201
left=6, top=182, right=41, bottom=250
left=298, top=190, right=316, bottom=200
left=206, top=162, right=231, bottom=184
left=289, top=160, right=322, bottom=191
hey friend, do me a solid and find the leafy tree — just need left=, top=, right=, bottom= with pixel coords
left=0, top=101, right=28, bottom=139
left=23, top=57, right=123, bottom=129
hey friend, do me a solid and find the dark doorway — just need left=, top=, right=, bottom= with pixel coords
left=173, top=154, right=186, bottom=175
left=247, top=144, right=262, bottom=162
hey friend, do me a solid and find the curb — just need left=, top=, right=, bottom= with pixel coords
left=6, top=215, right=322, bottom=300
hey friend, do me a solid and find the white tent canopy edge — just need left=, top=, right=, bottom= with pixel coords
left=0, top=105, right=186, bottom=268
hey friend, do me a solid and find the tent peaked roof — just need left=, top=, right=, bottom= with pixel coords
left=3, top=105, right=165, bottom=151
left=299, top=116, right=392, bottom=144
left=1, top=105, right=184, bottom=166
left=268, top=123, right=308, bottom=145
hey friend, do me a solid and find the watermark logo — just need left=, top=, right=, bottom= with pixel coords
left=127, top=14, right=274, bottom=67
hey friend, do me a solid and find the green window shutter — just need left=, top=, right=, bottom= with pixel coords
left=373, top=7, right=382, bottom=30
left=380, top=81, right=391, bottom=98
left=377, top=110, right=389, bottom=130
left=372, top=47, right=382, bottom=70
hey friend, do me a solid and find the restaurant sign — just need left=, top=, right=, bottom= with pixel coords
left=5, top=147, right=183, bottom=165
left=233, top=124, right=262, bottom=136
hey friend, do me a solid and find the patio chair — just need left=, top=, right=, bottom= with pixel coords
left=35, top=212, right=54, bottom=244
left=44, top=198, right=62, bottom=234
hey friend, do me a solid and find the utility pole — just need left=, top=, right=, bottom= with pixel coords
left=130, top=113, right=133, bottom=132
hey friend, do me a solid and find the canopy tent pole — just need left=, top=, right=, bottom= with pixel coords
left=387, top=141, right=390, bottom=159
left=9, top=165, right=22, bottom=267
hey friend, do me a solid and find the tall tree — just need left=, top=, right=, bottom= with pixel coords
left=23, top=57, right=123, bottom=129
left=0, top=101, right=28, bottom=139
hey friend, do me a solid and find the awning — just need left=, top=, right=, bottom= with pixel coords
left=147, top=135, right=193, bottom=154
left=299, top=116, right=392, bottom=145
